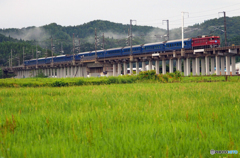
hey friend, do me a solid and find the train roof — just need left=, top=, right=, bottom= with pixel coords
left=192, top=35, right=220, bottom=39
left=106, top=47, right=122, bottom=51
left=122, top=44, right=142, bottom=49
left=77, top=51, right=91, bottom=55
left=56, top=55, right=66, bottom=57
left=165, top=38, right=191, bottom=43
left=143, top=42, right=164, bottom=46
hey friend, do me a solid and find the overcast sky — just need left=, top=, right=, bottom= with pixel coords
left=1, top=0, right=240, bottom=29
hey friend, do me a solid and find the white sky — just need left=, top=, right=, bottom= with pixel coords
left=1, top=0, right=240, bottom=29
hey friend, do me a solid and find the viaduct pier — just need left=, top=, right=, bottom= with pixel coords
left=2, top=46, right=240, bottom=78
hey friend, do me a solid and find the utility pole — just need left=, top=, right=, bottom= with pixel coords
left=61, top=43, right=62, bottom=53
left=130, top=19, right=137, bottom=56
left=102, top=33, right=105, bottom=50
left=32, top=49, right=34, bottom=59
left=51, top=37, right=54, bottom=65
left=181, top=12, right=189, bottom=48
left=45, top=47, right=47, bottom=58
left=36, top=45, right=38, bottom=68
left=72, top=33, right=75, bottom=63
left=78, top=38, right=81, bottom=53
left=219, top=11, right=227, bottom=46
left=11, top=49, right=12, bottom=69
left=128, top=29, right=130, bottom=46
left=162, top=20, right=169, bottom=41
left=17, top=55, right=20, bottom=66
left=9, top=56, right=10, bottom=68
left=23, top=47, right=25, bottom=66
left=95, top=28, right=97, bottom=58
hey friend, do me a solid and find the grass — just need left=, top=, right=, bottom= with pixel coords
left=0, top=71, right=240, bottom=88
left=0, top=82, right=240, bottom=157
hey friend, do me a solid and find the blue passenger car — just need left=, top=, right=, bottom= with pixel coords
left=165, top=38, right=192, bottom=51
left=122, top=45, right=142, bottom=56
left=45, top=57, right=53, bottom=64
left=37, top=58, right=46, bottom=65
left=76, top=51, right=90, bottom=60
left=65, top=55, right=73, bottom=62
left=97, top=50, right=105, bottom=58
left=142, top=42, right=164, bottom=54
left=105, top=48, right=122, bottom=58
left=54, top=55, right=66, bottom=63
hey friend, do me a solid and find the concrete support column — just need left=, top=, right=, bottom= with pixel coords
left=129, top=62, right=133, bottom=74
left=62, top=68, right=64, bottom=78
left=79, top=66, right=82, bottom=77
left=77, top=66, right=80, bottom=77
left=71, top=66, right=74, bottom=77
left=142, top=61, right=146, bottom=71
left=123, top=62, right=127, bottom=75
left=211, top=57, right=215, bottom=75
left=215, top=56, right=220, bottom=75
left=205, top=56, right=209, bottom=75
left=66, top=67, right=69, bottom=77
left=50, top=69, right=52, bottom=78
left=192, top=59, right=196, bottom=76
left=169, top=59, right=173, bottom=73
left=60, top=68, right=63, bottom=78
left=177, top=58, right=182, bottom=72
left=56, top=68, right=58, bottom=78
left=183, top=59, right=186, bottom=76
left=53, top=68, right=56, bottom=77
left=186, top=58, right=190, bottom=76
left=162, top=59, right=166, bottom=74
left=59, top=68, right=61, bottom=78
left=201, top=58, right=205, bottom=75
left=221, top=57, right=225, bottom=75
left=136, top=61, right=139, bottom=75
left=71, top=66, right=75, bottom=77
left=226, top=56, right=230, bottom=75
left=63, top=67, right=66, bottom=78
left=118, top=63, right=121, bottom=76
left=231, top=56, right=236, bottom=75
left=58, top=68, right=60, bottom=78
left=149, top=60, right=152, bottom=70
left=48, top=69, right=50, bottom=76
left=195, top=58, right=200, bottom=75
left=155, top=60, right=159, bottom=74
left=83, top=67, right=87, bottom=77
left=113, top=63, right=116, bottom=76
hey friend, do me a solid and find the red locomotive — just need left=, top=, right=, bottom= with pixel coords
left=192, top=35, right=220, bottom=49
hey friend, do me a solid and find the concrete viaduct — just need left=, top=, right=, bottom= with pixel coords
left=3, top=46, right=240, bottom=78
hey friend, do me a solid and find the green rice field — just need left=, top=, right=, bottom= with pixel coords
left=0, top=82, right=239, bottom=157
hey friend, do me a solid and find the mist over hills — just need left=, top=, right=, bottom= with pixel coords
left=0, top=17, right=240, bottom=66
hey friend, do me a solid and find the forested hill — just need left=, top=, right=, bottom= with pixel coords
left=1, top=17, right=240, bottom=67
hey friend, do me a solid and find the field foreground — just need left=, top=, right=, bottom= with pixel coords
left=0, top=82, right=240, bottom=157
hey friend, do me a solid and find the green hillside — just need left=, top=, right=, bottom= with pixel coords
left=0, top=17, right=240, bottom=67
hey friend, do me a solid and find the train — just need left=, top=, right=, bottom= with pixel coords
left=24, top=35, right=220, bottom=66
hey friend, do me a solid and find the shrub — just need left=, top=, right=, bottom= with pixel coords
left=52, top=80, right=68, bottom=87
